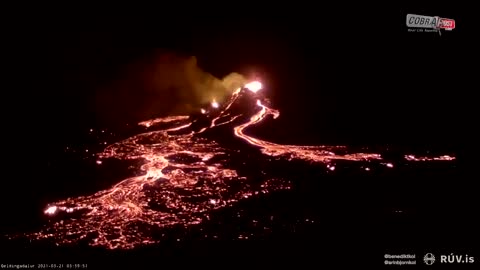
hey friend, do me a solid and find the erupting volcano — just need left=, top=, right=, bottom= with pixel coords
left=8, top=80, right=455, bottom=249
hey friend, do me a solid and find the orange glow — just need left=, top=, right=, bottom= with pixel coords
left=45, top=206, right=57, bottom=215
left=138, top=116, right=189, bottom=128
left=404, top=154, right=455, bottom=161
left=211, top=100, right=219, bottom=108
left=245, top=81, right=262, bottom=93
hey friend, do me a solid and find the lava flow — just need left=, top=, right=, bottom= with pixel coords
left=10, top=80, right=456, bottom=249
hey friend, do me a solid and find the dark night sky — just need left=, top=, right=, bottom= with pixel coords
left=9, top=7, right=467, bottom=158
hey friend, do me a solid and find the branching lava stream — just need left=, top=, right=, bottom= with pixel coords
left=9, top=81, right=455, bottom=249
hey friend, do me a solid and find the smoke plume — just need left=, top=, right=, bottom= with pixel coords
left=95, top=50, right=247, bottom=125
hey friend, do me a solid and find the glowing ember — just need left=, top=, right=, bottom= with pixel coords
left=11, top=79, right=456, bottom=250
left=245, top=81, right=262, bottom=93
left=201, top=108, right=206, bottom=114
left=404, top=154, right=455, bottom=161
left=44, top=206, right=57, bottom=215
left=211, top=100, right=219, bottom=108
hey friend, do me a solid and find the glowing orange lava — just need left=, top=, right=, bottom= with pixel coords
left=12, top=80, right=456, bottom=249
left=211, top=99, right=219, bottom=108
left=245, top=81, right=262, bottom=93
left=138, top=116, right=189, bottom=128
left=404, top=154, right=455, bottom=161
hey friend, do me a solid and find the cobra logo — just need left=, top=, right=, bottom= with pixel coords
left=424, top=253, right=436, bottom=265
